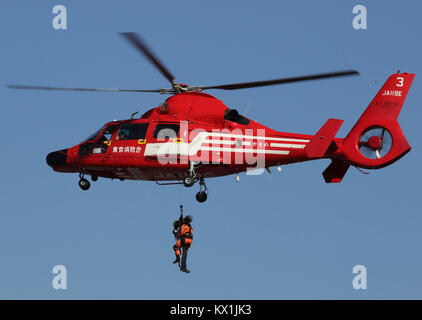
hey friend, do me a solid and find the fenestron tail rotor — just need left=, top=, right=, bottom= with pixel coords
left=6, top=32, right=359, bottom=96
left=358, top=127, right=393, bottom=159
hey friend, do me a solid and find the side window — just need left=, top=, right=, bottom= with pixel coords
left=92, top=124, right=116, bottom=154
left=116, top=123, right=149, bottom=141
left=153, top=124, right=180, bottom=141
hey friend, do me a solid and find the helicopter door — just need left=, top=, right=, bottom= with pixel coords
left=110, top=123, right=149, bottom=161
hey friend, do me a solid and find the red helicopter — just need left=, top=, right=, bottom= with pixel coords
left=7, top=33, right=415, bottom=202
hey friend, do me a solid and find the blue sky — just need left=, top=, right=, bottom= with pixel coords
left=0, top=0, right=421, bottom=299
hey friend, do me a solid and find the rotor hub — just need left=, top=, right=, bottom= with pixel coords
left=368, top=136, right=382, bottom=150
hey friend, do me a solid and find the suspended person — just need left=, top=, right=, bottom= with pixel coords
left=173, top=213, right=194, bottom=273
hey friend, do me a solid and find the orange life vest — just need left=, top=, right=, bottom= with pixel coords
left=178, top=223, right=193, bottom=240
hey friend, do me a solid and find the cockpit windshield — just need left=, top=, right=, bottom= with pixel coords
left=82, top=128, right=103, bottom=143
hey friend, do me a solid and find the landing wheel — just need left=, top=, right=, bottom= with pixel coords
left=91, top=175, right=98, bottom=182
left=195, top=178, right=208, bottom=203
left=183, top=177, right=195, bottom=188
left=79, top=178, right=91, bottom=191
left=196, top=191, right=207, bottom=203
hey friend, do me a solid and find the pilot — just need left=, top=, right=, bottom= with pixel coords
left=173, top=215, right=194, bottom=273
left=116, top=130, right=127, bottom=141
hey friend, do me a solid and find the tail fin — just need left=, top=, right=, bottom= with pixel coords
left=357, top=72, right=415, bottom=121
left=341, top=72, right=414, bottom=169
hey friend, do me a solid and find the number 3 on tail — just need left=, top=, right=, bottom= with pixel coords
left=397, top=77, right=404, bottom=87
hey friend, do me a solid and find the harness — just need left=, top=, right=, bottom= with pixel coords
left=175, top=204, right=193, bottom=245
left=182, top=225, right=193, bottom=240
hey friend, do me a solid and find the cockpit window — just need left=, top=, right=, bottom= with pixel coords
left=84, top=128, right=102, bottom=142
left=116, top=123, right=149, bottom=141
left=224, top=109, right=250, bottom=125
left=98, top=125, right=116, bottom=142
left=92, top=124, right=117, bottom=154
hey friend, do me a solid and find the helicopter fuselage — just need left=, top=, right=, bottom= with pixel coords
left=46, top=92, right=336, bottom=181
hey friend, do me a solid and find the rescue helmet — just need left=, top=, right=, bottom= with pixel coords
left=184, top=215, right=193, bottom=223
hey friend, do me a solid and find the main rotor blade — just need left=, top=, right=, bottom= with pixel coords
left=201, top=70, right=359, bottom=91
left=120, top=32, right=175, bottom=85
left=6, top=84, right=162, bottom=93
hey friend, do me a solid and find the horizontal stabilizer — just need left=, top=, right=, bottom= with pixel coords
left=306, top=119, right=343, bottom=158
left=323, top=160, right=350, bottom=183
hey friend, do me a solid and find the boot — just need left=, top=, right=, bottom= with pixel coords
left=173, top=256, right=180, bottom=264
left=180, top=268, right=190, bottom=273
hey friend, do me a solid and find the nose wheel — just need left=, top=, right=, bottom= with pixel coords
left=195, top=178, right=208, bottom=203
left=78, top=173, right=91, bottom=191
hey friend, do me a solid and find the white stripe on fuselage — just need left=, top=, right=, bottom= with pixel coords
left=203, top=139, right=252, bottom=146
left=270, top=143, right=306, bottom=149
left=199, top=146, right=290, bottom=155
left=204, top=132, right=310, bottom=143
left=144, top=132, right=308, bottom=157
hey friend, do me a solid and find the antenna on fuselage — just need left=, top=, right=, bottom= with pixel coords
left=130, top=111, right=139, bottom=119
